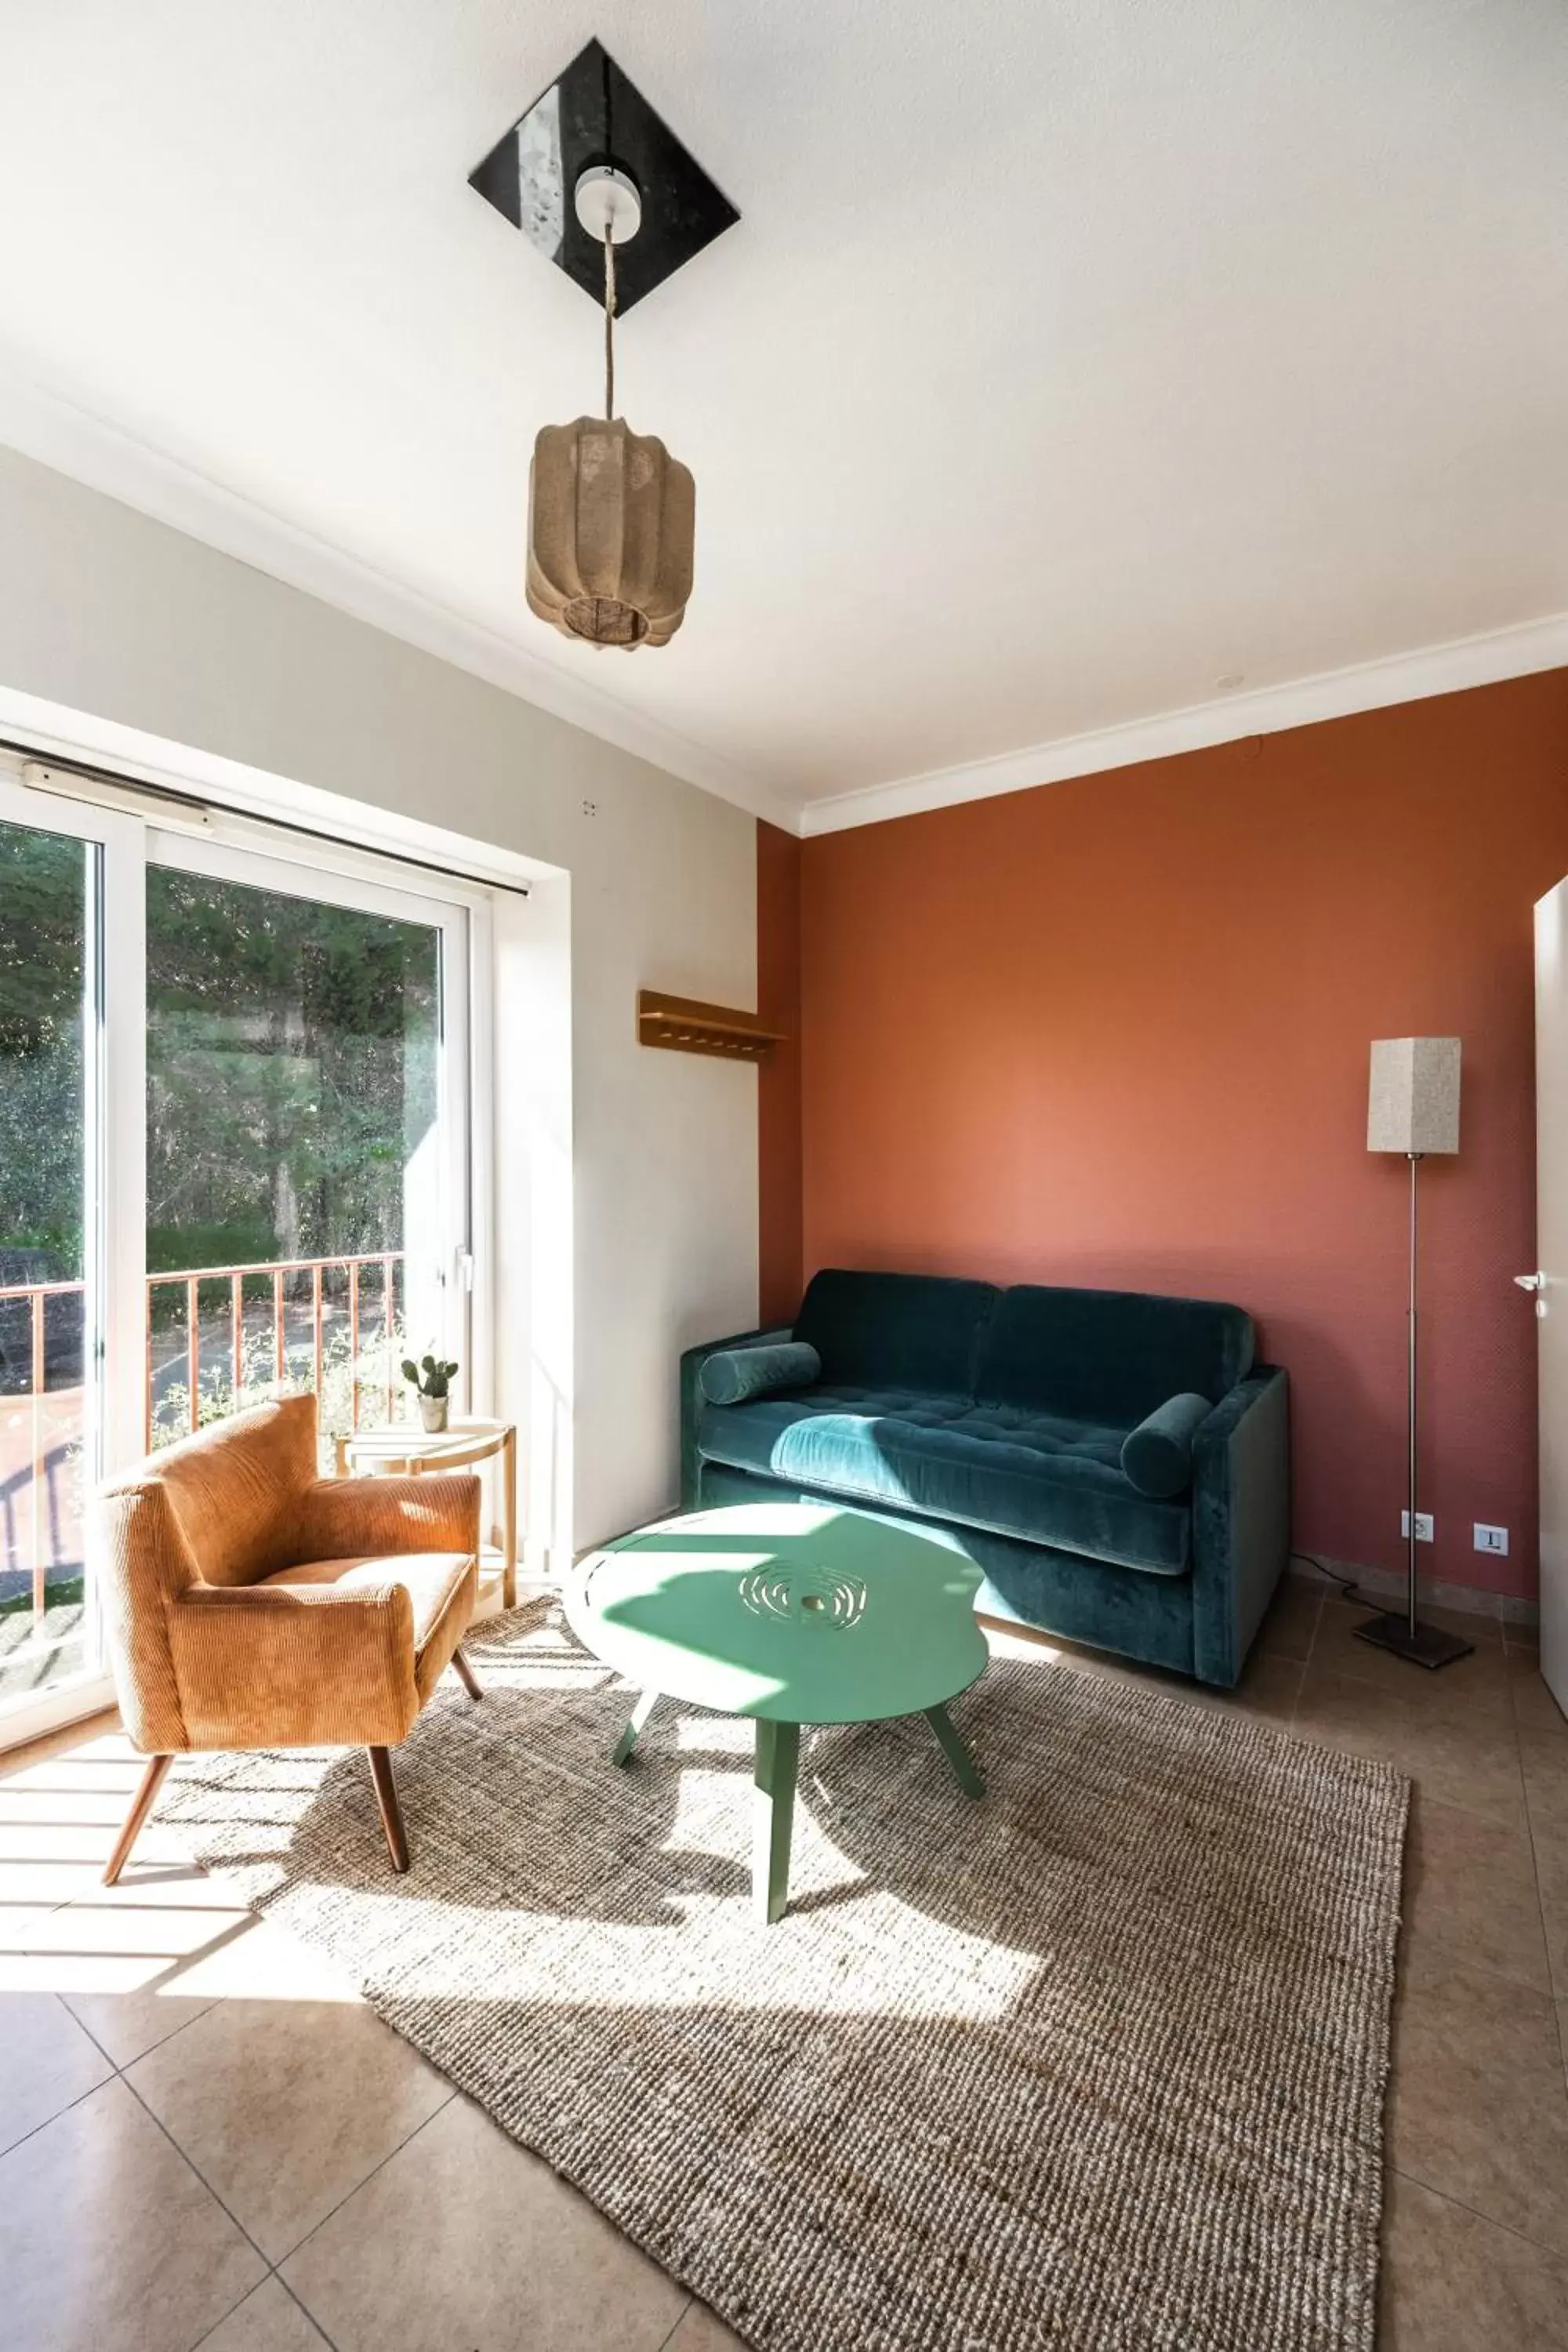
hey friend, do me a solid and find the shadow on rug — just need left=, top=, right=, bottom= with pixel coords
left=158, top=1600, right=1408, bottom=2352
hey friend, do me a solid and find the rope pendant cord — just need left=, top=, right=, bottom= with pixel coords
left=604, top=226, right=616, bottom=420
left=532, top=166, right=689, bottom=651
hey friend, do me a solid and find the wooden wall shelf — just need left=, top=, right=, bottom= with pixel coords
left=637, top=989, right=785, bottom=1062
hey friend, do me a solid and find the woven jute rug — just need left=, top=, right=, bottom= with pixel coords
left=157, top=1601, right=1408, bottom=2352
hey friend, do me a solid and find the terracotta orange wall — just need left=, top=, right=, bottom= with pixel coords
left=757, top=818, right=804, bottom=1326
left=786, top=672, right=1568, bottom=1602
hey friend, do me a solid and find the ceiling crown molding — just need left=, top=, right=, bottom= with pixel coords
left=800, top=613, right=1568, bottom=837
left=0, top=362, right=800, bottom=832
left=5, top=365, right=1563, bottom=847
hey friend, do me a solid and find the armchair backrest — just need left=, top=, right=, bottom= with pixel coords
left=145, top=1392, right=321, bottom=1584
left=94, top=1393, right=324, bottom=1751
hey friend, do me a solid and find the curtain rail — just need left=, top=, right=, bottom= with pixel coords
left=2, top=738, right=531, bottom=899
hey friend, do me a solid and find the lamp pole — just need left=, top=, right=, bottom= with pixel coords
left=1356, top=1112, right=1473, bottom=1669
left=1407, top=1151, right=1419, bottom=1642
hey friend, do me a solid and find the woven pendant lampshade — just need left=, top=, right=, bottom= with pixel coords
left=527, top=418, right=694, bottom=648
left=526, top=168, right=695, bottom=650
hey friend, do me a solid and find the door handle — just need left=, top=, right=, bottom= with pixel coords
left=1515, top=1272, right=1545, bottom=1292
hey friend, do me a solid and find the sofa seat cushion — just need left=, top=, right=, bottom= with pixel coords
left=696, top=1385, right=1190, bottom=1577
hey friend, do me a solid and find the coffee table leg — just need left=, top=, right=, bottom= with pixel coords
left=752, top=1720, right=800, bottom=1925
left=925, top=1704, right=985, bottom=1798
left=612, top=1690, right=660, bottom=1767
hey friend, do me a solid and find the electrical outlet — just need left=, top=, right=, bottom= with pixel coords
left=1400, top=1511, right=1435, bottom=1543
left=1474, top=1523, right=1509, bottom=1556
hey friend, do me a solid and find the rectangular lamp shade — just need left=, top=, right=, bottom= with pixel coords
left=1367, top=1036, right=1461, bottom=1154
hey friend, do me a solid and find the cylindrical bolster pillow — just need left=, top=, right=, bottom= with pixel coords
left=1121, top=1392, right=1213, bottom=1497
left=699, top=1341, right=822, bottom=1406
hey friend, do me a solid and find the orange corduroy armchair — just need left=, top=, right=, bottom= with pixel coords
left=95, top=1392, right=483, bottom=1882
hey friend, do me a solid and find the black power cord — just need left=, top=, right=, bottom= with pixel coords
left=1292, top=1549, right=1360, bottom=1602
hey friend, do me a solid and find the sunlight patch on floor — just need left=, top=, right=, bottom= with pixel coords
left=983, top=1625, right=1068, bottom=1665
left=0, top=1901, right=359, bottom=2002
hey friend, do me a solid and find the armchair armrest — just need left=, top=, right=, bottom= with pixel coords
left=292, top=1472, right=481, bottom=1564
left=169, top=1577, right=419, bottom=1749
left=1190, top=1366, right=1290, bottom=1687
left=93, top=1479, right=201, bottom=1755
left=679, top=1324, right=793, bottom=1509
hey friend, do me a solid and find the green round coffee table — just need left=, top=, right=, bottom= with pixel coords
left=566, top=1501, right=988, bottom=1924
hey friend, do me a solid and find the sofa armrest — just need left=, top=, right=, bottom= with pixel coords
left=679, top=1325, right=793, bottom=1509
left=292, top=1473, right=481, bottom=1565
left=1189, top=1366, right=1290, bottom=1687
left=169, top=1577, right=419, bottom=1749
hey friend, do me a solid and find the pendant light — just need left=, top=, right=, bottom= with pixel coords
left=527, top=167, right=695, bottom=649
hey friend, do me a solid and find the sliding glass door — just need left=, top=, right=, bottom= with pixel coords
left=0, top=810, right=94, bottom=1711
left=143, top=835, right=470, bottom=1467
left=0, top=782, right=140, bottom=1730
left=0, top=760, right=477, bottom=1744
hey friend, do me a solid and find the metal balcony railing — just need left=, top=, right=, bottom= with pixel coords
left=0, top=1278, right=85, bottom=1620
left=143, top=1250, right=408, bottom=1448
left=0, top=1250, right=408, bottom=1642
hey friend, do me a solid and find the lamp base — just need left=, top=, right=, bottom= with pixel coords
left=1353, top=1610, right=1475, bottom=1670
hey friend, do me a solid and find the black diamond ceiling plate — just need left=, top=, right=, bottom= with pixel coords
left=469, top=38, right=739, bottom=314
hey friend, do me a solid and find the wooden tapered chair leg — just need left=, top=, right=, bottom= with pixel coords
left=366, top=1746, right=409, bottom=1872
left=451, top=1644, right=483, bottom=1702
left=103, top=1754, right=174, bottom=1887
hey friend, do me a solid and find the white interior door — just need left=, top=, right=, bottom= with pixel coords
left=1534, top=873, right=1568, bottom=1716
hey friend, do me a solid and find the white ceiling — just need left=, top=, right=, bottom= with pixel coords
left=1, top=2, right=1564, bottom=833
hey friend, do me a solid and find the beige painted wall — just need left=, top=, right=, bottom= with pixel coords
left=0, top=444, right=760, bottom=1554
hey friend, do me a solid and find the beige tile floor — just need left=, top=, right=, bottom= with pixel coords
left=0, top=1575, right=1564, bottom=2352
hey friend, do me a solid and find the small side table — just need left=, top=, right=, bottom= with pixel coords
left=335, top=1418, right=518, bottom=1609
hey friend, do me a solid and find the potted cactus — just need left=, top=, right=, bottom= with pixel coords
left=402, top=1352, right=459, bottom=1434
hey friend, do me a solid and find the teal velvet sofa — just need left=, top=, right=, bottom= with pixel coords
left=680, top=1269, right=1290, bottom=1689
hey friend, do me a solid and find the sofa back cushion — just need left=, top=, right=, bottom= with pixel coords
left=793, top=1269, right=1000, bottom=1394
left=976, top=1285, right=1254, bottom=1425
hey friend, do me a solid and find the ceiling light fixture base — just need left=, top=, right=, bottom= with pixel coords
left=470, top=38, right=738, bottom=311
left=574, top=166, right=642, bottom=246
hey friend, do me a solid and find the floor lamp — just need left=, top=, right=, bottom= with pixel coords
left=1358, top=1036, right=1473, bottom=1669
